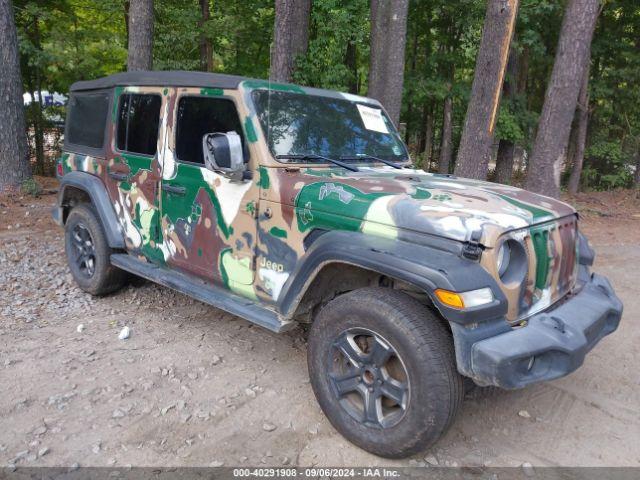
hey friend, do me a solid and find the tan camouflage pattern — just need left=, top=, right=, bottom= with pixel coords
left=61, top=80, right=579, bottom=323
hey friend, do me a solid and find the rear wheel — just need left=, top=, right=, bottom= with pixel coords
left=307, top=288, right=463, bottom=458
left=64, top=204, right=127, bottom=295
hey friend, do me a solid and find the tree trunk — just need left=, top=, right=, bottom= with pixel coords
left=127, top=0, right=154, bottom=71
left=565, top=117, right=579, bottom=172
left=30, top=15, right=46, bottom=175
left=0, top=0, right=31, bottom=192
left=423, top=104, right=434, bottom=166
left=567, top=58, right=591, bottom=195
left=455, top=0, right=519, bottom=180
left=494, top=44, right=519, bottom=185
left=495, top=142, right=515, bottom=184
left=124, top=1, right=130, bottom=46
left=525, top=0, right=600, bottom=198
left=270, top=0, right=311, bottom=83
left=404, top=30, right=419, bottom=144
left=634, top=151, right=640, bottom=189
left=30, top=88, right=46, bottom=175
left=199, top=0, right=213, bottom=72
left=439, top=95, right=453, bottom=174
left=368, top=0, right=409, bottom=126
left=290, top=0, right=311, bottom=56
left=344, top=39, right=358, bottom=94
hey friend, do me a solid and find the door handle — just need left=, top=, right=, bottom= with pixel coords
left=108, top=172, right=128, bottom=181
left=163, top=185, right=186, bottom=196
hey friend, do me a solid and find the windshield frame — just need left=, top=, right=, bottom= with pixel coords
left=246, top=86, right=411, bottom=168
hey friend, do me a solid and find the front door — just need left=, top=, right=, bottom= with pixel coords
left=159, top=90, right=258, bottom=298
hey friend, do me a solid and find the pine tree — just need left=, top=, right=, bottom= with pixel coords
left=270, top=0, right=311, bottom=83
left=455, top=0, right=518, bottom=180
left=128, top=0, right=154, bottom=71
left=368, top=0, right=409, bottom=126
left=0, top=0, right=31, bottom=192
left=525, top=0, right=600, bottom=198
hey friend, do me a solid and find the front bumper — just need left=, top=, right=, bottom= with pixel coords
left=455, top=271, right=623, bottom=389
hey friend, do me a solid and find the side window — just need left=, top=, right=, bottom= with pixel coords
left=175, top=96, right=244, bottom=165
left=116, top=93, right=161, bottom=156
left=66, top=91, right=110, bottom=149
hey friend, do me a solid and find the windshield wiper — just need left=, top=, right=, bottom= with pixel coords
left=340, top=155, right=403, bottom=169
left=276, top=154, right=359, bottom=172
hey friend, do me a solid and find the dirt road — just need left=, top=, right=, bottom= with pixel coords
left=1, top=187, right=639, bottom=468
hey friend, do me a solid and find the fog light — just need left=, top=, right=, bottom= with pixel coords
left=434, top=288, right=494, bottom=309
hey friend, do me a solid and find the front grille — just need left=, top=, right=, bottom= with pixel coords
left=517, top=216, right=579, bottom=321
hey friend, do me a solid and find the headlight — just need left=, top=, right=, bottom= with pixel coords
left=497, top=242, right=511, bottom=277
left=496, top=239, right=527, bottom=283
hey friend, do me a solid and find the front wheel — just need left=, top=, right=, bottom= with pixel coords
left=64, top=204, right=127, bottom=296
left=307, top=288, right=463, bottom=458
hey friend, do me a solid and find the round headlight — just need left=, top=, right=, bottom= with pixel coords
left=496, top=239, right=527, bottom=284
left=497, top=242, right=511, bottom=277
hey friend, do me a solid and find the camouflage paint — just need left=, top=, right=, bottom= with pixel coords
left=60, top=78, right=579, bottom=323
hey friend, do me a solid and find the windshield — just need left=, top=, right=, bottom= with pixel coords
left=251, top=89, right=409, bottom=163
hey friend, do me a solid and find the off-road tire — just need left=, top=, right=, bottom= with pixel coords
left=307, top=287, right=464, bottom=458
left=64, top=204, right=127, bottom=296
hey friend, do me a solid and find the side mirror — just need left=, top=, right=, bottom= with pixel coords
left=202, top=131, right=245, bottom=181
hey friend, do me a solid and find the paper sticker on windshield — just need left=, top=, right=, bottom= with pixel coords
left=357, top=104, right=389, bottom=134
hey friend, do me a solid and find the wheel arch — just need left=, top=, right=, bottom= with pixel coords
left=54, top=171, right=125, bottom=249
left=286, top=261, right=431, bottom=323
left=277, top=230, right=506, bottom=324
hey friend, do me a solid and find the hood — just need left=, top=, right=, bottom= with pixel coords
left=269, top=166, right=576, bottom=248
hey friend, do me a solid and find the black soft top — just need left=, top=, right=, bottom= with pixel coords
left=70, top=70, right=249, bottom=92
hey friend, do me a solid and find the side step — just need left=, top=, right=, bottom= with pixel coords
left=110, top=254, right=295, bottom=334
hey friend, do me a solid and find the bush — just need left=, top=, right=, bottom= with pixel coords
left=21, top=178, right=42, bottom=197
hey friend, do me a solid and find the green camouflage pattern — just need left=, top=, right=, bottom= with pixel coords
left=60, top=80, right=579, bottom=323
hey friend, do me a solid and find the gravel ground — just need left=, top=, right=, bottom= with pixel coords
left=1, top=189, right=639, bottom=469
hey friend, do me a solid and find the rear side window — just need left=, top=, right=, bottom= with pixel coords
left=116, top=93, right=161, bottom=156
left=66, top=92, right=110, bottom=149
left=175, top=96, right=244, bottom=165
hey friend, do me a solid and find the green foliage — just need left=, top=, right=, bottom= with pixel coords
left=15, top=0, right=128, bottom=93
left=10, top=0, right=640, bottom=189
left=582, top=139, right=634, bottom=190
left=21, top=178, right=42, bottom=197
left=581, top=0, right=640, bottom=190
left=154, top=0, right=274, bottom=76
left=495, top=105, right=524, bottom=143
left=293, top=0, right=369, bottom=92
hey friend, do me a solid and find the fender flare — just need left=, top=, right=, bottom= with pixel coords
left=54, top=171, right=126, bottom=249
left=276, top=230, right=507, bottom=324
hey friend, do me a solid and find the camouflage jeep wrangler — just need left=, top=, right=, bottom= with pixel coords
left=53, top=71, right=623, bottom=458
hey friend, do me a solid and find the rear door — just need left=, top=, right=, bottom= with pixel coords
left=159, top=90, right=257, bottom=296
left=105, top=88, right=164, bottom=262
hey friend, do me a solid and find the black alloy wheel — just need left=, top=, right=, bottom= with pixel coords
left=64, top=203, right=127, bottom=295
left=307, top=287, right=464, bottom=458
left=70, top=223, right=97, bottom=278
left=328, top=328, right=409, bottom=429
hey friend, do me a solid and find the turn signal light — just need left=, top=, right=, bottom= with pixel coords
left=434, top=289, right=464, bottom=309
left=434, top=288, right=495, bottom=309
